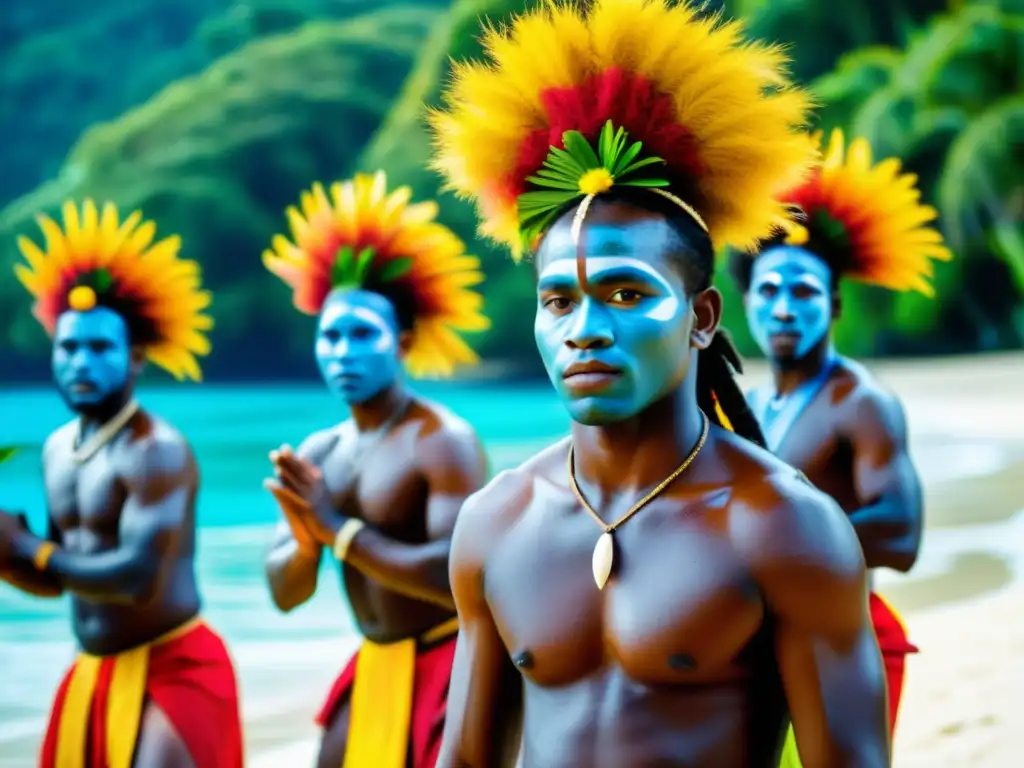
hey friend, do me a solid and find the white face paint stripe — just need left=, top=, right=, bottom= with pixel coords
left=320, top=303, right=393, bottom=331
left=537, top=256, right=682, bottom=323
left=538, top=256, right=674, bottom=292
left=752, top=248, right=832, bottom=289
left=318, top=303, right=397, bottom=353
left=795, top=275, right=828, bottom=292
left=754, top=271, right=784, bottom=288
left=753, top=271, right=827, bottom=293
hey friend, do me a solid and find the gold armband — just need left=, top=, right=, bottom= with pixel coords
left=332, top=518, right=366, bottom=562
left=33, top=541, right=56, bottom=571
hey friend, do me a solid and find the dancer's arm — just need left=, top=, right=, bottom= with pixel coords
left=845, top=390, right=923, bottom=572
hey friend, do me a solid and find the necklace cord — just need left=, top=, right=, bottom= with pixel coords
left=567, top=413, right=710, bottom=533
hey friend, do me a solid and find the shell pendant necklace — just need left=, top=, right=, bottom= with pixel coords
left=567, top=414, right=710, bottom=590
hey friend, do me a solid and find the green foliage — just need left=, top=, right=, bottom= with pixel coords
left=811, top=47, right=904, bottom=135
left=332, top=246, right=375, bottom=288
left=0, top=8, right=442, bottom=377
left=744, top=0, right=948, bottom=83
left=0, top=447, right=17, bottom=465
left=518, top=122, right=670, bottom=247
left=377, top=256, right=415, bottom=284
left=3, top=0, right=1022, bottom=376
left=807, top=2, right=1024, bottom=354
left=0, top=1, right=426, bottom=210
left=329, top=245, right=413, bottom=288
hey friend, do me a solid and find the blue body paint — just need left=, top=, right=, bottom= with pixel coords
left=52, top=308, right=132, bottom=410
left=745, top=245, right=832, bottom=362
left=534, top=221, right=694, bottom=425
left=315, top=289, right=402, bottom=405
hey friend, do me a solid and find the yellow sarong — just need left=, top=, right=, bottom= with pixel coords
left=344, top=617, right=459, bottom=768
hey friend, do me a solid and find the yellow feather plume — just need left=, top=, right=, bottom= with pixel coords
left=263, top=171, right=490, bottom=379
left=778, top=129, right=953, bottom=295
left=429, top=0, right=816, bottom=260
left=14, top=200, right=212, bottom=381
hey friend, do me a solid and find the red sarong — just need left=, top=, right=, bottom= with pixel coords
left=315, top=617, right=458, bottom=768
left=870, top=591, right=917, bottom=732
left=39, top=619, right=243, bottom=768
left=778, top=591, right=917, bottom=767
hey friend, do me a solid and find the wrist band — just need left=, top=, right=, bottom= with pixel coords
left=33, top=541, right=57, bottom=571
left=332, top=519, right=366, bottom=562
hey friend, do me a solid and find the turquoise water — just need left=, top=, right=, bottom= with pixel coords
left=0, top=382, right=570, bottom=530
left=0, top=383, right=569, bottom=761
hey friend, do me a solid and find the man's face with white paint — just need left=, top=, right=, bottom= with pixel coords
left=745, top=245, right=833, bottom=363
left=315, top=289, right=403, bottom=405
left=533, top=206, right=697, bottom=425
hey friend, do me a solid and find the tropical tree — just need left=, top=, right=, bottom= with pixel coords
left=807, top=0, right=1024, bottom=354
left=740, top=0, right=949, bottom=83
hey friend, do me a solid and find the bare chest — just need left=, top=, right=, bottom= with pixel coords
left=44, top=446, right=125, bottom=538
left=320, top=435, right=426, bottom=536
left=484, top=483, right=765, bottom=688
left=777, top=409, right=857, bottom=508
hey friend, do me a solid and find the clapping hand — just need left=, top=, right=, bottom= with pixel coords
left=264, top=481, right=320, bottom=554
left=264, top=444, right=342, bottom=547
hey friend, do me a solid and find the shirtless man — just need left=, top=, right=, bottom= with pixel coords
left=0, top=199, right=243, bottom=768
left=428, top=2, right=889, bottom=764
left=733, top=129, right=953, bottom=754
left=261, top=172, right=490, bottom=768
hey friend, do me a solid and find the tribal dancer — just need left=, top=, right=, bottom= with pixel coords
left=429, top=1, right=889, bottom=765
left=732, top=129, right=951, bottom=763
left=261, top=171, right=490, bottom=768
left=0, top=200, right=243, bottom=768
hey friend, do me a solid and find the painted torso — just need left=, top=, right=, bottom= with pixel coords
left=43, top=414, right=200, bottom=655
left=304, top=398, right=462, bottom=643
left=478, top=434, right=791, bottom=767
left=747, top=357, right=875, bottom=517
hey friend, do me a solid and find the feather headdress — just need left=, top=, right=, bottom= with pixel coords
left=263, top=171, right=490, bottom=378
left=14, top=200, right=213, bottom=381
left=428, top=0, right=817, bottom=259
left=770, top=129, right=953, bottom=295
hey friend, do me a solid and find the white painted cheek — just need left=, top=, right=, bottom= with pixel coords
left=371, top=328, right=397, bottom=354
left=533, top=312, right=569, bottom=367
left=534, top=307, right=571, bottom=337
left=644, top=293, right=682, bottom=322
left=315, top=337, right=332, bottom=357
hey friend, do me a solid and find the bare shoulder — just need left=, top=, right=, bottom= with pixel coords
left=410, top=397, right=483, bottom=459
left=116, top=412, right=195, bottom=483
left=451, top=437, right=570, bottom=564
left=732, top=465, right=864, bottom=582
left=711, top=423, right=797, bottom=483
left=295, top=425, right=342, bottom=465
left=835, top=360, right=906, bottom=427
left=43, top=421, right=77, bottom=461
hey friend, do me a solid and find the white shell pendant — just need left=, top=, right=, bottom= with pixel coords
left=592, top=531, right=615, bottom=590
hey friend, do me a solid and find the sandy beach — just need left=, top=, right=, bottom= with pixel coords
left=2, top=354, right=1022, bottom=766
